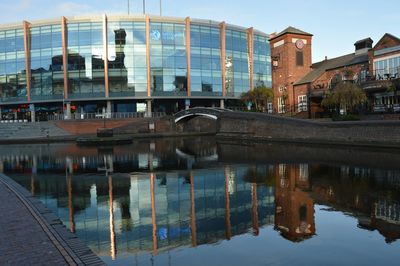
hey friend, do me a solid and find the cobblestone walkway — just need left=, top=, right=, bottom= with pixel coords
left=0, top=174, right=104, bottom=266
left=0, top=182, right=68, bottom=265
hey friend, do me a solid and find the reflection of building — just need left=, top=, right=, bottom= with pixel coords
left=274, top=164, right=315, bottom=241
left=0, top=15, right=271, bottom=120
left=370, top=199, right=400, bottom=243
left=9, top=162, right=275, bottom=259
left=310, top=165, right=400, bottom=243
left=5, top=142, right=400, bottom=263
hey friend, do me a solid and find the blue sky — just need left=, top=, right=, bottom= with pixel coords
left=0, top=0, right=398, bottom=62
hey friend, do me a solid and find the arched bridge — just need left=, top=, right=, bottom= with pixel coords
left=173, top=107, right=232, bottom=123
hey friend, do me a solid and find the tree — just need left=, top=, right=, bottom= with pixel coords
left=321, top=82, right=367, bottom=114
left=240, top=86, right=274, bottom=112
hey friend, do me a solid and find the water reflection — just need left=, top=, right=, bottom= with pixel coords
left=275, top=164, right=315, bottom=241
left=1, top=138, right=400, bottom=264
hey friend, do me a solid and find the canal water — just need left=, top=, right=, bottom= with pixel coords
left=1, top=137, right=400, bottom=265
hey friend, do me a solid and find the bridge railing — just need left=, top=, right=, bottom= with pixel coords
left=173, top=107, right=232, bottom=122
left=47, top=112, right=166, bottom=121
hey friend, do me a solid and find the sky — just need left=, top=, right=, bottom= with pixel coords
left=0, top=0, right=398, bottom=62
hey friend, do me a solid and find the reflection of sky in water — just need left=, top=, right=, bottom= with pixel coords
left=1, top=139, right=400, bottom=265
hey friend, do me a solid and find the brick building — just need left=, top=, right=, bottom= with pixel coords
left=271, top=27, right=400, bottom=118
left=269, top=27, right=313, bottom=115
left=293, top=40, right=370, bottom=118
left=363, top=33, right=400, bottom=113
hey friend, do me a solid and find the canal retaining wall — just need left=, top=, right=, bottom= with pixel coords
left=0, top=117, right=176, bottom=143
left=217, top=112, right=400, bottom=148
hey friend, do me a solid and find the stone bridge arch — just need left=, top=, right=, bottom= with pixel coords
left=173, top=107, right=232, bottom=123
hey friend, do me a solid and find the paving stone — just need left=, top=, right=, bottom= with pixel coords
left=0, top=182, right=68, bottom=266
left=0, top=175, right=105, bottom=266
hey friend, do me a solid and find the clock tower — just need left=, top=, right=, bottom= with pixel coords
left=269, top=27, right=312, bottom=114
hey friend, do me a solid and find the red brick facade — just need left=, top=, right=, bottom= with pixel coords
left=270, top=29, right=313, bottom=114
left=270, top=27, right=382, bottom=118
left=368, top=34, right=400, bottom=75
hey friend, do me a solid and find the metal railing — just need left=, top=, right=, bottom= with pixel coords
left=372, top=104, right=400, bottom=113
left=277, top=103, right=308, bottom=116
left=47, top=112, right=166, bottom=121
left=362, top=67, right=400, bottom=82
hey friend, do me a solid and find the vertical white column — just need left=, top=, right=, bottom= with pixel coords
left=107, top=101, right=112, bottom=118
left=220, top=99, right=225, bottom=109
left=65, top=102, right=71, bottom=120
left=146, top=99, right=152, bottom=118
left=30, top=104, right=35, bottom=123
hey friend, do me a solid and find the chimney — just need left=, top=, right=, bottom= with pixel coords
left=325, top=56, right=328, bottom=61
left=354, top=38, right=373, bottom=55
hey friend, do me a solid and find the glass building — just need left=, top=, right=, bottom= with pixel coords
left=0, top=15, right=271, bottom=120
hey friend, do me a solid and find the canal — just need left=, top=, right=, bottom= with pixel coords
left=1, top=137, right=400, bottom=265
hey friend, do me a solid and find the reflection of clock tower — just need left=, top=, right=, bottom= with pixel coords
left=274, top=164, right=315, bottom=242
left=269, top=27, right=312, bottom=114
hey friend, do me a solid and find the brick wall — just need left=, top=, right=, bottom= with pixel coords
left=292, top=62, right=368, bottom=118
left=55, top=118, right=173, bottom=135
left=271, top=33, right=312, bottom=113
left=54, top=119, right=136, bottom=135
left=176, top=116, right=217, bottom=133
left=217, top=111, right=400, bottom=147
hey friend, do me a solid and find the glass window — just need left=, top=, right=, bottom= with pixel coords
left=190, top=23, right=222, bottom=96
left=66, top=22, right=106, bottom=97
left=150, top=22, right=187, bottom=95
left=0, top=28, right=28, bottom=102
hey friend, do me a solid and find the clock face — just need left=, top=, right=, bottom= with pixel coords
left=295, top=39, right=305, bottom=50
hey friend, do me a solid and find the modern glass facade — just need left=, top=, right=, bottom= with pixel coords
left=67, top=22, right=105, bottom=98
left=190, top=23, right=222, bottom=96
left=30, top=24, right=64, bottom=100
left=0, top=15, right=271, bottom=116
left=150, top=22, right=187, bottom=96
left=108, top=21, right=148, bottom=97
left=0, top=28, right=27, bottom=102
left=225, top=29, right=249, bottom=97
left=253, top=34, right=272, bottom=87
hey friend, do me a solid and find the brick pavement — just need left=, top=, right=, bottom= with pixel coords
left=0, top=174, right=105, bottom=266
left=0, top=182, right=68, bottom=265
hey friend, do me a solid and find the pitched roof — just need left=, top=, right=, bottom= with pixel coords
left=374, top=33, right=400, bottom=49
left=269, top=26, right=312, bottom=41
left=294, top=53, right=369, bottom=86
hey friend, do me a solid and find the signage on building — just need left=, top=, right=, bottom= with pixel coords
left=150, top=29, right=161, bottom=41
left=150, top=29, right=184, bottom=42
